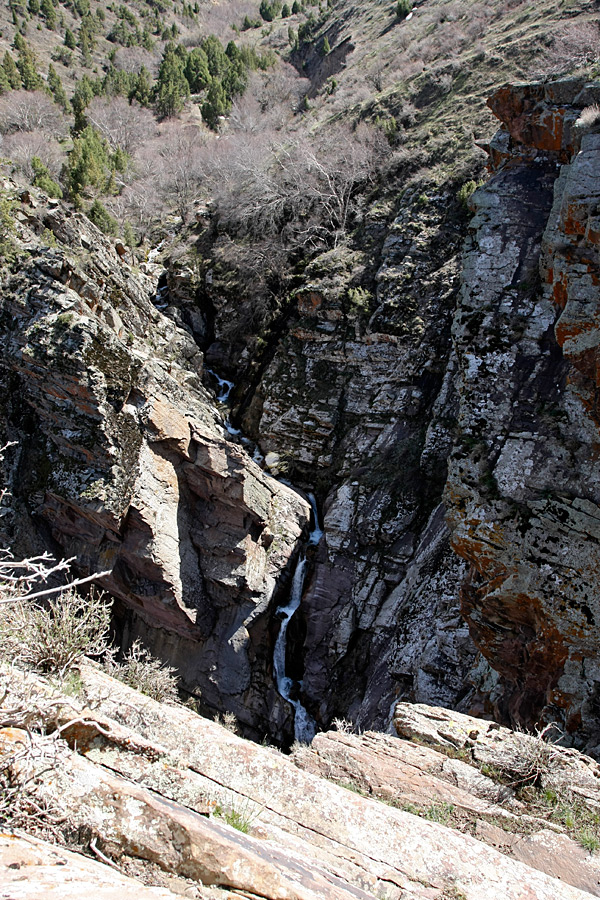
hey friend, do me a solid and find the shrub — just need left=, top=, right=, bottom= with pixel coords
left=104, top=639, right=179, bottom=702
left=396, top=0, right=411, bottom=20
left=457, top=179, right=478, bottom=207
left=31, top=156, right=62, bottom=198
left=576, top=104, right=600, bottom=131
left=0, top=587, right=111, bottom=678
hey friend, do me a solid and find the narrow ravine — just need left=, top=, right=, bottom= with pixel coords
left=207, top=367, right=320, bottom=743
left=273, top=492, right=322, bottom=744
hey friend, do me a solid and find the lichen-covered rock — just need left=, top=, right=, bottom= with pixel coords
left=0, top=187, right=309, bottom=739
left=236, top=192, right=477, bottom=731
left=1, top=666, right=596, bottom=900
left=445, top=77, right=600, bottom=752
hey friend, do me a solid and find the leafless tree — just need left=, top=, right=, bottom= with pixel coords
left=113, top=46, right=161, bottom=78
left=129, top=121, right=210, bottom=223
left=3, top=130, right=65, bottom=178
left=0, top=91, right=67, bottom=137
left=209, top=121, right=388, bottom=249
left=87, top=97, right=157, bottom=156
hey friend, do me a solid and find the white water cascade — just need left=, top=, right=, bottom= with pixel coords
left=207, top=367, right=320, bottom=742
left=273, top=493, right=321, bottom=743
left=207, top=368, right=264, bottom=463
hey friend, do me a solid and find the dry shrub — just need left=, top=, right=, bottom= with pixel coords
left=0, top=728, right=66, bottom=836
left=540, top=22, right=600, bottom=75
left=0, top=587, right=111, bottom=678
left=104, top=639, right=179, bottom=703
left=576, top=104, right=600, bottom=131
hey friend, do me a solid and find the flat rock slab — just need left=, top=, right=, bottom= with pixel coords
left=72, top=665, right=596, bottom=900
left=0, top=832, right=183, bottom=900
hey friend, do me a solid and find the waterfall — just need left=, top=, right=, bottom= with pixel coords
left=207, top=366, right=320, bottom=742
left=273, top=496, right=322, bottom=744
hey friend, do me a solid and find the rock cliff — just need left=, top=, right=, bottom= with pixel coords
left=0, top=186, right=309, bottom=741
left=3, top=76, right=600, bottom=752
left=446, top=78, right=600, bottom=753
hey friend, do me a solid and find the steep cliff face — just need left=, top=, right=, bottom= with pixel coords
left=446, top=78, right=600, bottom=753
left=0, top=187, right=309, bottom=740
left=232, top=187, right=479, bottom=730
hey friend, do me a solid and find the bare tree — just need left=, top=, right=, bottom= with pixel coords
left=0, top=91, right=67, bottom=137
left=3, top=130, right=65, bottom=179
left=86, top=97, right=157, bottom=155
left=208, top=121, right=388, bottom=249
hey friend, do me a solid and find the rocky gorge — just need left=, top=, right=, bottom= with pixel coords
left=2, top=73, right=600, bottom=759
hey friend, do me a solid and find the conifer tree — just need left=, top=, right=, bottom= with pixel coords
left=201, top=79, right=229, bottom=128
left=3, top=52, right=21, bottom=89
left=31, top=157, right=63, bottom=197
left=64, top=26, right=76, bottom=49
left=40, top=0, right=56, bottom=29
left=154, top=42, right=189, bottom=117
left=184, top=46, right=210, bottom=92
left=16, top=39, right=43, bottom=90
left=65, top=124, right=109, bottom=197
left=130, top=66, right=151, bottom=105
left=47, top=63, right=68, bottom=110
left=0, top=67, right=10, bottom=95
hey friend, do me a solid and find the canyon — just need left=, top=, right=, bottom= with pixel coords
left=2, top=73, right=600, bottom=759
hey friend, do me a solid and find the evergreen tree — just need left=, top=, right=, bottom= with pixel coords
left=47, top=63, right=68, bottom=110
left=28, top=0, right=40, bottom=15
left=282, top=3, right=290, bottom=15
left=87, top=198, right=118, bottom=234
left=184, top=46, right=210, bottom=92
left=322, top=35, right=330, bottom=54
left=201, top=34, right=229, bottom=79
left=201, top=79, right=229, bottom=129
left=31, top=156, right=63, bottom=198
left=71, top=73, right=95, bottom=131
left=122, top=220, right=136, bottom=248
left=40, top=0, right=56, bottom=29
left=64, top=26, right=76, bottom=48
left=130, top=65, right=151, bottom=105
left=65, top=125, right=109, bottom=196
left=16, top=39, right=43, bottom=89
left=154, top=42, right=189, bottom=117
left=292, top=1, right=301, bottom=12
left=0, top=67, right=10, bottom=95
left=3, top=52, right=21, bottom=89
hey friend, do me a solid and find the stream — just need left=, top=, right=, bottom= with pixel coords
left=206, top=367, right=319, bottom=744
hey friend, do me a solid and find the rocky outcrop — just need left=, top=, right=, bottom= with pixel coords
left=445, top=78, right=600, bottom=751
left=0, top=833, right=189, bottom=900
left=0, top=184, right=309, bottom=740
left=2, top=662, right=597, bottom=900
left=234, top=192, right=477, bottom=731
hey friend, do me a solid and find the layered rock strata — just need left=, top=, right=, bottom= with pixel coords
left=2, top=662, right=597, bottom=900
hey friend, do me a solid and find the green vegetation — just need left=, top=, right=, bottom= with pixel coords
left=31, top=157, right=63, bottom=198
left=396, top=0, right=412, bottom=20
